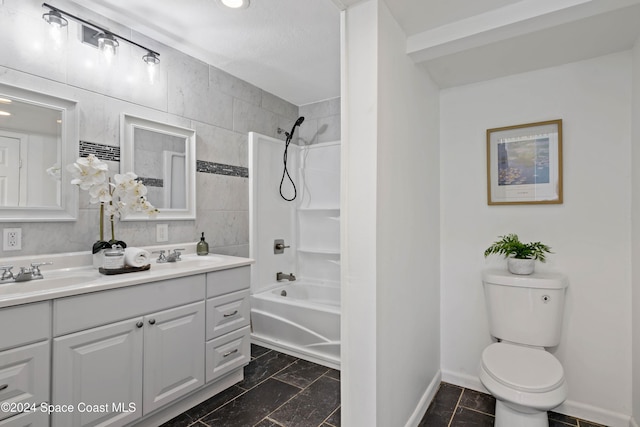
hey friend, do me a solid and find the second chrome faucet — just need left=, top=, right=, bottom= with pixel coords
left=276, top=272, right=296, bottom=281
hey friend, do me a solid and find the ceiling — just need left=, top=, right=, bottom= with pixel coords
left=70, top=0, right=640, bottom=105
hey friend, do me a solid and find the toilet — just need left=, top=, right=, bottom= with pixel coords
left=480, top=270, right=569, bottom=427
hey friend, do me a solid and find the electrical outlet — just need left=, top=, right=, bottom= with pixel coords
left=156, top=224, right=168, bottom=242
left=3, top=228, right=22, bottom=251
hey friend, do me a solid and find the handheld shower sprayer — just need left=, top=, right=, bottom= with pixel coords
left=279, top=116, right=305, bottom=201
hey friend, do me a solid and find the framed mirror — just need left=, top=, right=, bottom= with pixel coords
left=0, top=83, right=78, bottom=222
left=120, top=114, right=196, bottom=220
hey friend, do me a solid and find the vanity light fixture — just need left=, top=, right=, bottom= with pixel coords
left=0, top=98, right=12, bottom=104
left=0, top=111, right=11, bottom=116
left=142, top=51, right=160, bottom=65
left=42, top=8, right=68, bottom=28
left=97, top=32, right=118, bottom=63
left=220, top=0, right=250, bottom=9
left=41, top=3, right=160, bottom=66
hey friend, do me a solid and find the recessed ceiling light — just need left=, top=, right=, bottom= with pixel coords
left=220, top=0, right=250, bottom=9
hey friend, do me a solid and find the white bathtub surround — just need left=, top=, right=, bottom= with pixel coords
left=249, top=133, right=340, bottom=368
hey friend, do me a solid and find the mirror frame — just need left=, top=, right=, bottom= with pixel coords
left=120, top=114, right=196, bottom=221
left=0, top=83, right=79, bottom=222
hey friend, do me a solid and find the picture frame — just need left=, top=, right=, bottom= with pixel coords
left=486, top=119, right=563, bottom=205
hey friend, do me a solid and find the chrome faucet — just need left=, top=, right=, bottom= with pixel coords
left=276, top=272, right=296, bottom=281
left=153, top=249, right=185, bottom=263
left=166, top=248, right=185, bottom=262
left=1, top=262, right=52, bottom=283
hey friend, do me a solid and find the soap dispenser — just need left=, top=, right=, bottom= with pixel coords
left=197, top=232, right=209, bottom=256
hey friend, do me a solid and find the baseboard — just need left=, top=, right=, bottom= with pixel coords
left=630, top=416, right=639, bottom=427
left=441, top=368, right=488, bottom=394
left=442, top=369, right=631, bottom=427
left=404, top=370, right=442, bottom=427
left=555, top=400, right=631, bottom=427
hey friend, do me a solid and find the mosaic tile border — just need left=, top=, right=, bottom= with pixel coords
left=138, top=177, right=163, bottom=188
left=77, top=141, right=248, bottom=178
left=197, top=160, right=249, bottom=178
left=79, top=141, right=120, bottom=162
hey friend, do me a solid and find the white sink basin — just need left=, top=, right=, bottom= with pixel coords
left=0, top=270, right=100, bottom=295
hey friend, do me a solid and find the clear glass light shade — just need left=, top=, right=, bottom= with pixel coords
left=42, top=10, right=68, bottom=28
left=142, top=52, right=160, bottom=65
left=97, top=33, right=118, bottom=64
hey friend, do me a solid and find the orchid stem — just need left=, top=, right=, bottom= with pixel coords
left=99, top=204, right=104, bottom=242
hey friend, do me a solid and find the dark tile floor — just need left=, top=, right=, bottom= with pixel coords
left=162, top=346, right=608, bottom=427
left=420, top=382, right=609, bottom=427
left=161, top=344, right=340, bottom=427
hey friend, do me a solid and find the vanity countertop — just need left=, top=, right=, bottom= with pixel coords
left=0, top=244, right=253, bottom=309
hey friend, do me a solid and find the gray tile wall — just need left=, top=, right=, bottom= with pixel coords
left=299, top=98, right=341, bottom=145
left=0, top=0, right=305, bottom=258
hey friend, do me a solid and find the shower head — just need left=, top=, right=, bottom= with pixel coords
left=283, top=116, right=305, bottom=141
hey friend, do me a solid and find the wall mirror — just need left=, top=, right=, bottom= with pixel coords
left=120, top=114, right=196, bottom=220
left=0, top=83, right=78, bottom=222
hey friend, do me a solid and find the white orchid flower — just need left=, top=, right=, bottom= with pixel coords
left=89, top=182, right=112, bottom=204
left=67, top=154, right=108, bottom=191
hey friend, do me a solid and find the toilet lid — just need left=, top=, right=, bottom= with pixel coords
left=481, top=343, right=565, bottom=393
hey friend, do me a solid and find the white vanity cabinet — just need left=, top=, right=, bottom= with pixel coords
left=0, top=302, right=51, bottom=427
left=52, top=275, right=206, bottom=427
left=205, top=267, right=251, bottom=383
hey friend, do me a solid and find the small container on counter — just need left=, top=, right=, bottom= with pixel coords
left=103, top=244, right=125, bottom=270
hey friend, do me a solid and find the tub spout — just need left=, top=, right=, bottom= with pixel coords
left=276, top=272, right=296, bottom=281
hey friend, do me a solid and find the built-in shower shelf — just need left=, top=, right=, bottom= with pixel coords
left=297, top=248, right=341, bottom=255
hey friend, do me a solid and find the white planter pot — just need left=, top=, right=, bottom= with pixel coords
left=507, top=258, right=535, bottom=275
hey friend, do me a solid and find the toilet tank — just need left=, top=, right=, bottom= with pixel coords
left=482, top=270, right=568, bottom=347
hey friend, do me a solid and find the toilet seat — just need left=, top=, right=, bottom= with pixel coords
left=481, top=343, right=565, bottom=393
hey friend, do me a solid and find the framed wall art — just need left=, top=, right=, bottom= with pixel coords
left=486, top=119, right=563, bottom=205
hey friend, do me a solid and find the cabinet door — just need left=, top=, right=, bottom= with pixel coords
left=143, top=301, right=204, bottom=415
left=52, top=317, right=143, bottom=427
left=0, top=341, right=49, bottom=423
left=0, top=410, right=48, bottom=427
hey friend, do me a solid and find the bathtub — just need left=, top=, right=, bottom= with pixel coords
left=250, top=281, right=341, bottom=369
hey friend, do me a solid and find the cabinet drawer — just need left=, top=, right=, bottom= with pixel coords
left=0, top=410, right=49, bottom=427
left=205, top=326, right=250, bottom=383
left=0, top=303, right=50, bottom=351
left=206, top=290, right=250, bottom=340
left=0, top=341, right=50, bottom=423
left=206, top=266, right=249, bottom=298
left=54, top=274, right=205, bottom=336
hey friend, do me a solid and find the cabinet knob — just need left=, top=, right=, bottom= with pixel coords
left=148, top=319, right=156, bottom=325
left=136, top=321, right=144, bottom=328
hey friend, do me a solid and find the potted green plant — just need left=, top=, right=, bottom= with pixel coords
left=484, top=233, right=552, bottom=275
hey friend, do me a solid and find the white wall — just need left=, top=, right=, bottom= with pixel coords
left=440, top=52, right=633, bottom=426
left=341, top=2, right=379, bottom=425
left=342, top=0, right=441, bottom=425
left=632, top=38, right=640, bottom=427
left=376, top=1, right=441, bottom=426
